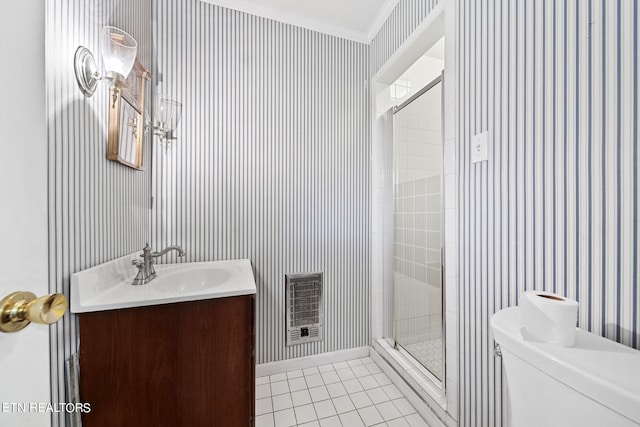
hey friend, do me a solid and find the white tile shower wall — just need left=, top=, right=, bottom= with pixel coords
left=393, top=95, right=443, bottom=183
left=46, top=1, right=153, bottom=425
left=152, top=0, right=370, bottom=364
left=393, top=177, right=442, bottom=345
left=457, top=0, right=640, bottom=426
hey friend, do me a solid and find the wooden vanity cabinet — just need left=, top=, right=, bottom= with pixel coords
left=78, top=295, right=255, bottom=426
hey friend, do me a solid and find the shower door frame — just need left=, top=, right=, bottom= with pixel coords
left=389, top=72, right=446, bottom=388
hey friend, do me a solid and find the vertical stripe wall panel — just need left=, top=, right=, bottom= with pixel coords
left=45, top=1, right=152, bottom=425
left=370, top=0, right=442, bottom=77
left=152, top=0, right=371, bottom=364
left=457, top=0, right=640, bottom=426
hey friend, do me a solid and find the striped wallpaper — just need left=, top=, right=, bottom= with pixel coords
left=45, top=2, right=640, bottom=426
left=151, top=0, right=371, bottom=364
left=370, top=0, right=442, bottom=76
left=45, top=1, right=152, bottom=425
left=457, top=0, right=640, bottom=426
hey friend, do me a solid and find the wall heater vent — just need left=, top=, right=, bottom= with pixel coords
left=286, top=272, right=323, bottom=346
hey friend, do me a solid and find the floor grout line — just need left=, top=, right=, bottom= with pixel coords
left=255, top=356, right=428, bottom=427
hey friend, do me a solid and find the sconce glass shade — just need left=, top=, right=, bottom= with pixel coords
left=101, top=26, right=137, bottom=82
left=155, top=98, right=183, bottom=139
left=145, top=97, right=182, bottom=145
left=74, top=26, right=138, bottom=97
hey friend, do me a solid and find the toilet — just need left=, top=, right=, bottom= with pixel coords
left=491, top=307, right=640, bottom=427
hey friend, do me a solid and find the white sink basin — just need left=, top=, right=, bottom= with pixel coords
left=153, top=266, right=232, bottom=293
left=70, top=253, right=256, bottom=313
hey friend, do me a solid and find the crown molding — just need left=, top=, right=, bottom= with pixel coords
left=200, top=0, right=370, bottom=43
left=365, top=0, right=400, bottom=42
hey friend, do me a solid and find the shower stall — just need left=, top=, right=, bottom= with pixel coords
left=390, top=75, right=444, bottom=382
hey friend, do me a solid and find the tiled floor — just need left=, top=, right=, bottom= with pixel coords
left=404, top=339, right=442, bottom=379
left=256, top=356, right=430, bottom=427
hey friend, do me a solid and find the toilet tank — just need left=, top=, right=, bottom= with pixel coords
left=491, top=307, right=640, bottom=427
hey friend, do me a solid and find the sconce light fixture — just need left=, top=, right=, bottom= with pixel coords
left=147, top=97, right=183, bottom=145
left=74, top=26, right=138, bottom=97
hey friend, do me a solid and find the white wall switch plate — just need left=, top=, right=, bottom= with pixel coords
left=471, top=131, right=489, bottom=163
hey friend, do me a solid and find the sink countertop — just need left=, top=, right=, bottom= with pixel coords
left=70, top=253, right=256, bottom=313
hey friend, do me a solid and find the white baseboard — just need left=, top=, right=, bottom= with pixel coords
left=256, top=346, right=370, bottom=378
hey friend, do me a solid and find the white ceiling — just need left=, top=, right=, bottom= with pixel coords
left=199, top=0, right=399, bottom=43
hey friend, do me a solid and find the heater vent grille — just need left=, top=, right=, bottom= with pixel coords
left=286, top=272, right=323, bottom=346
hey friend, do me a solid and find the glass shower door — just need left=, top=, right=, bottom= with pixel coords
left=392, top=77, right=443, bottom=381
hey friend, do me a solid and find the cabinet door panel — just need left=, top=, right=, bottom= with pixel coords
left=79, top=295, right=255, bottom=426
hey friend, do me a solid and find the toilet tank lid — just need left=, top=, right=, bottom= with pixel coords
left=491, top=306, right=640, bottom=424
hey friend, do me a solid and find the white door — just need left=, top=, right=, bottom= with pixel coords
left=0, top=1, right=51, bottom=426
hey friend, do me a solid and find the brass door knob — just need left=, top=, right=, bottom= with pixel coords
left=0, top=291, right=68, bottom=333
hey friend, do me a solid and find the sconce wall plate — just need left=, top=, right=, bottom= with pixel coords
left=74, top=46, right=99, bottom=97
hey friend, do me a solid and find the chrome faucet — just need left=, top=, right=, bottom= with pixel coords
left=132, top=243, right=186, bottom=285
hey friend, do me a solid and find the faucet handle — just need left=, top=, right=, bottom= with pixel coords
left=140, top=243, right=153, bottom=259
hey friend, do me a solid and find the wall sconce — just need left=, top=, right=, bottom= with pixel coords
left=74, top=26, right=138, bottom=97
left=146, top=97, right=183, bottom=145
